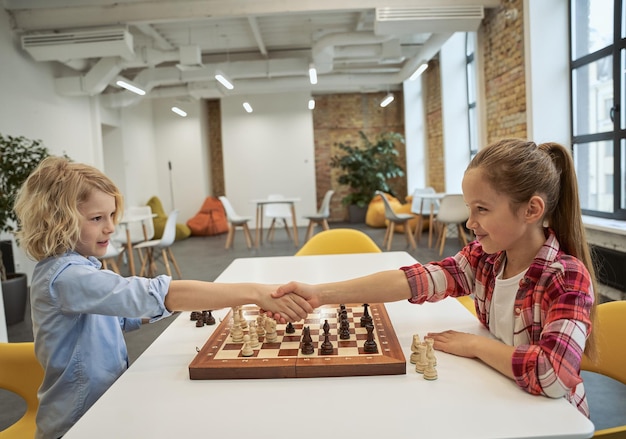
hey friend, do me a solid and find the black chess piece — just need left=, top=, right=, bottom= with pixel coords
left=363, top=323, right=378, bottom=353
left=195, top=317, right=204, bottom=327
left=360, top=303, right=372, bottom=327
left=301, top=326, right=315, bottom=355
left=320, top=333, right=334, bottom=355
left=323, top=319, right=330, bottom=335
left=339, top=318, right=350, bottom=340
left=204, top=310, right=216, bottom=325
left=190, top=311, right=199, bottom=320
left=285, top=322, right=295, bottom=334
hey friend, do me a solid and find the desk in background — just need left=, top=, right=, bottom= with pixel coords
left=63, top=252, right=593, bottom=439
left=117, top=211, right=156, bottom=276
left=250, top=197, right=300, bottom=248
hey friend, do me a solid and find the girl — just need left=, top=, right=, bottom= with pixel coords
left=273, top=138, right=597, bottom=416
left=13, top=157, right=311, bottom=439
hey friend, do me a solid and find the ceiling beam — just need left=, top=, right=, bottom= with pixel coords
left=247, top=16, right=267, bottom=57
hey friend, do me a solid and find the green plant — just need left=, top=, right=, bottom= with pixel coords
left=0, top=134, right=51, bottom=281
left=331, top=131, right=405, bottom=208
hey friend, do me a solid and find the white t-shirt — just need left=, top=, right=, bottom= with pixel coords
left=489, top=264, right=526, bottom=346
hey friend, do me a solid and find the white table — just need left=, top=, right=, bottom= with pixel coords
left=250, top=197, right=301, bottom=248
left=118, top=212, right=156, bottom=276
left=417, top=192, right=446, bottom=248
left=63, top=252, right=594, bottom=439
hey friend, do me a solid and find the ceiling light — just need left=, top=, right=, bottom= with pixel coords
left=308, top=64, right=317, bottom=85
left=380, top=93, right=394, bottom=108
left=308, top=99, right=315, bottom=110
left=215, top=70, right=234, bottom=90
left=171, top=106, right=187, bottom=117
left=243, top=102, right=253, bottom=113
left=409, top=63, right=429, bottom=81
left=115, top=78, right=145, bottom=96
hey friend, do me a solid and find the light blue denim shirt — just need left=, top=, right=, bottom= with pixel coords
left=30, top=251, right=172, bottom=439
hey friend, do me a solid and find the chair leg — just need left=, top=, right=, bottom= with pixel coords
left=321, top=219, right=330, bottom=231
left=267, top=219, right=277, bottom=242
left=413, top=215, right=423, bottom=243
left=457, top=224, right=469, bottom=246
left=305, top=221, right=315, bottom=242
left=242, top=223, right=253, bottom=248
left=282, top=219, right=292, bottom=241
left=387, top=221, right=395, bottom=251
left=160, top=248, right=172, bottom=277
left=405, top=223, right=417, bottom=250
left=225, top=225, right=235, bottom=249
left=166, top=248, right=183, bottom=279
left=439, top=227, right=448, bottom=256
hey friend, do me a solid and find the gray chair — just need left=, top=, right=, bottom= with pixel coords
left=303, top=189, right=334, bottom=242
left=375, top=191, right=416, bottom=251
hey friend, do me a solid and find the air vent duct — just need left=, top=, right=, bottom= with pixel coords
left=375, top=6, right=484, bottom=34
left=21, top=27, right=134, bottom=62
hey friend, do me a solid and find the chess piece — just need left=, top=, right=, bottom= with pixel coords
left=241, top=335, right=254, bottom=357
left=339, top=317, right=350, bottom=340
left=322, top=319, right=330, bottom=336
left=360, top=303, right=372, bottom=327
left=415, top=342, right=427, bottom=374
left=195, top=316, right=204, bottom=327
left=285, top=322, right=295, bottom=334
left=301, top=327, right=315, bottom=355
left=363, top=323, right=378, bottom=353
left=256, top=315, right=266, bottom=338
left=203, top=310, right=216, bottom=325
left=423, top=356, right=438, bottom=380
left=425, top=337, right=437, bottom=366
left=410, top=334, right=421, bottom=364
left=231, top=323, right=244, bottom=342
left=265, top=319, right=278, bottom=343
left=249, top=323, right=261, bottom=348
left=239, top=307, right=247, bottom=329
left=190, top=311, right=200, bottom=320
left=320, top=332, right=334, bottom=355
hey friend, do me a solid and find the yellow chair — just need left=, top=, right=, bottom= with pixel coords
left=0, top=342, right=44, bottom=438
left=456, top=295, right=477, bottom=316
left=581, top=300, right=626, bottom=438
left=295, top=228, right=381, bottom=256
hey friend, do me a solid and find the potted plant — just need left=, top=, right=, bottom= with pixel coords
left=0, top=133, right=51, bottom=325
left=331, top=131, right=405, bottom=222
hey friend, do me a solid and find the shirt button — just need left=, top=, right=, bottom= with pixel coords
left=515, top=308, right=521, bottom=315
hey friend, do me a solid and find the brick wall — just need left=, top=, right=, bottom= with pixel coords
left=423, top=59, right=445, bottom=193
left=312, top=93, right=406, bottom=221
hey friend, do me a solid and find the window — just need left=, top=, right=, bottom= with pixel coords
left=466, top=32, right=479, bottom=160
left=570, top=0, right=626, bottom=218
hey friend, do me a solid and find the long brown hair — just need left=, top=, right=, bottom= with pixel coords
left=467, top=138, right=597, bottom=357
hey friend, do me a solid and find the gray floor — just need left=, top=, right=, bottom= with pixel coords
left=2, top=222, right=625, bottom=433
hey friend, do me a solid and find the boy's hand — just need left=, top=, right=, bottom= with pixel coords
left=272, top=281, right=321, bottom=309
left=258, top=286, right=313, bottom=323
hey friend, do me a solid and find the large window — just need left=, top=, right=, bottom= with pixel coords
left=570, top=0, right=625, bottom=219
left=466, top=32, right=479, bottom=159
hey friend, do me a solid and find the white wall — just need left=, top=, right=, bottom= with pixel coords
left=221, top=93, right=317, bottom=225
left=403, top=77, right=427, bottom=194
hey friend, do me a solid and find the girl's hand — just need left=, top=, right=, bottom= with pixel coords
left=426, top=330, right=480, bottom=358
left=272, top=281, right=321, bottom=309
left=258, top=285, right=313, bottom=323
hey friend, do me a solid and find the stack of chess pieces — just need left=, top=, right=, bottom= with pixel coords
left=410, top=334, right=438, bottom=380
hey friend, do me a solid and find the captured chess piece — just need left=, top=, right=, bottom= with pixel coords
left=410, top=334, right=421, bottom=364
left=301, top=326, right=315, bottom=355
left=363, top=323, right=378, bottom=353
left=190, top=311, right=200, bottom=321
left=195, top=316, right=204, bottom=327
left=203, top=310, right=216, bottom=325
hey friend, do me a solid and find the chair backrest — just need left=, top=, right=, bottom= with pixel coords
left=375, top=191, right=398, bottom=220
left=0, top=342, right=45, bottom=437
left=218, top=196, right=238, bottom=220
left=158, top=210, right=179, bottom=247
left=265, top=194, right=291, bottom=218
left=124, top=205, right=155, bottom=243
left=436, top=194, right=469, bottom=223
left=581, top=300, right=626, bottom=385
left=410, top=187, right=439, bottom=215
left=295, top=228, right=381, bottom=256
left=317, top=190, right=335, bottom=217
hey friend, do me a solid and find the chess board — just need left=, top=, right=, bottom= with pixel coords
left=188, top=303, right=406, bottom=380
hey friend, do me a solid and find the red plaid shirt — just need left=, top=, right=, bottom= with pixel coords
left=401, top=230, right=593, bottom=417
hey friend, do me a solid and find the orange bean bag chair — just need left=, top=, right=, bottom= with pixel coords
left=366, top=193, right=427, bottom=233
left=186, top=196, right=229, bottom=236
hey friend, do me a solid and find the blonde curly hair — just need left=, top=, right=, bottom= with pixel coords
left=14, top=156, right=124, bottom=261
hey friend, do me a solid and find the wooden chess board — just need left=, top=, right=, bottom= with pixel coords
left=188, top=304, right=406, bottom=379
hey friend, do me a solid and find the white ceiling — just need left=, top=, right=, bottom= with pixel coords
left=3, top=0, right=500, bottom=107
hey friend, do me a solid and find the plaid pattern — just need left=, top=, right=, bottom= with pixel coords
left=401, top=230, right=593, bottom=417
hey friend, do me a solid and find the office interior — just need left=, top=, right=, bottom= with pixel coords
left=0, top=0, right=625, bottom=434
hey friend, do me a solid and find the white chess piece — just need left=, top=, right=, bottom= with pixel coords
left=241, top=334, right=254, bottom=357
left=249, top=322, right=260, bottom=348
left=231, top=322, right=244, bottom=342
left=415, top=342, right=427, bottom=374
left=265, top=319, right=278, bottom=342
left=410, top=333, right=421, bottom=364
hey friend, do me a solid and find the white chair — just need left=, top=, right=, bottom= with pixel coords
left=133, top=210, right=182, bottom=278
left=375, top=191, right=416, bottom=251
left=100, top=240, right=126, bottom=274
left=434, top=194, right=470, bottom=255
left=410, top=187, right=440, bottom=243
left=119, top=206, right=155, bottom=276
left=303, top=189, right=334, bottom=242
left=218, top=196, right=253, bottom=249
left=265, top=194, right=293, bottom=243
